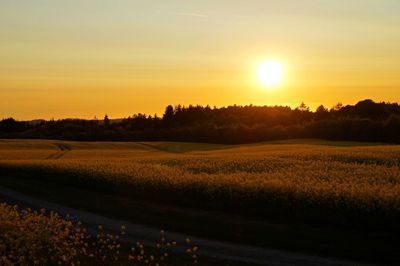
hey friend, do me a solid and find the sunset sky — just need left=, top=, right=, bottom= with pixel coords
left=1, top=0, right=399, bottom=120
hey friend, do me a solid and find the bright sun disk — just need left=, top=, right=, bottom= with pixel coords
left=257, top=60, right=284, bottom=87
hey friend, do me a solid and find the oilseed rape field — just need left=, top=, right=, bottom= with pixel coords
left=0, top=202, right=198, bottom=266
left=0, top=139, right=399, bottom=229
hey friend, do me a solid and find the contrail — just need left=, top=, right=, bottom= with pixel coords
left=174, top=12, right=208, bottom=18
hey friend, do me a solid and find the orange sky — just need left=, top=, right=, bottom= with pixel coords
left=1, top=0, right=400, bottom=119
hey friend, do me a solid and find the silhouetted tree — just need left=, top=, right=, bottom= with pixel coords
left=162, top=105, right=174, bottom=127
left=331, top=102, right=343, bottom=112
left=104, top=115, right=110, bottom=128
left=297, top=102, right=310, bottom=112
left=315, top=105, right=329, bottom=119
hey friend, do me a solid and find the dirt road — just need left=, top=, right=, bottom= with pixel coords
left=0, top=186, right=373, bottom=266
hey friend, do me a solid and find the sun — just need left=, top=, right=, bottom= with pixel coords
left=257, top=60, right=284, bottom=87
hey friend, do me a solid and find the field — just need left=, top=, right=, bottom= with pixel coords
left=0, top=139, right=400, bottom=263
left=1, top=139, right=399, bottom=227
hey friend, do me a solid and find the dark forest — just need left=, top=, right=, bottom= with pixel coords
left=1, top=99, right=400, bottom=144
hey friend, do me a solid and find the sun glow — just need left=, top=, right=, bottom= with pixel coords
left=257, top=60, right=284, bottom=87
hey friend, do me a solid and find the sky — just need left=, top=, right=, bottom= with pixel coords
left=1, top=0, right=400, bottom=119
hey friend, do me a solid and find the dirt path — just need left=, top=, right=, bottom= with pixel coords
left=45, top=143, right=72, bottom=159
left=0, top=186, right=373, bottom=266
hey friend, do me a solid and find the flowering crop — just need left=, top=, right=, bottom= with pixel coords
left=0, top=142, right=400, bottom=228
left=0, top=203, right=198, bottom=265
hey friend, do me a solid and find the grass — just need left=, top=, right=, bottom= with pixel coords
left=0, top=139, right=399, bottom=263
left=139, top=141, right=230, bottom=153
left=264, top=138, right=389, bottom=146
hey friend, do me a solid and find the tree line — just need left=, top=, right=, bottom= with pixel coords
left=1, top=99, right=400, bottom=144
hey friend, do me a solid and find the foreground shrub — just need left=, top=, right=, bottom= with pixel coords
left=0, top=203, right=198, bottom=265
